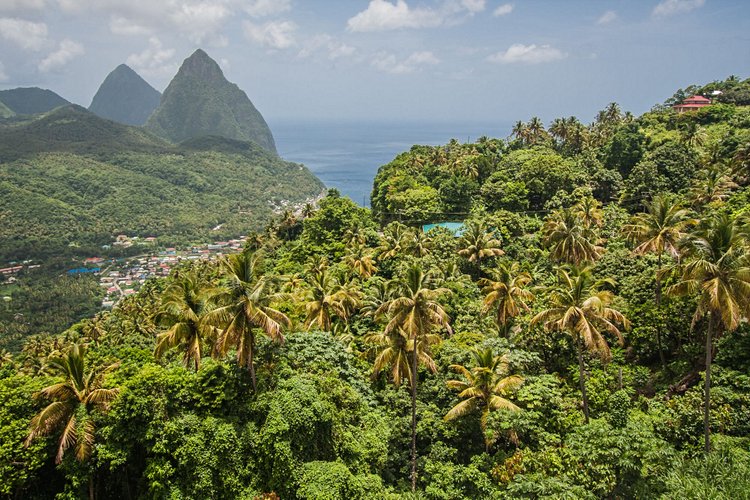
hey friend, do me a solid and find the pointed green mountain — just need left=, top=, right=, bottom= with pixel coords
left=145, top=49, right=277, bottom=154
left=0, top=87, right=70, bottom=115
left=89, top=64, right=161, bottom=126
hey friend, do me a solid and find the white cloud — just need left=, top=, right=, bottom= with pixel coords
left=372, top=50, right=439, bottom=74
left=493, top=3, right=513, bottom=16
left=170, top=2, right=230, bottom=43
left=597, top=10, right=617, bottom=24
left=38, top=38, right=84, bottom=72
left=243, top=19, right=297, bottom=50
left=0, top=17, right=47, bottom=50
left=298, top=34, right=356, bottom=60
left=109, top=15, right=151, bottom=35
left=488, top=43, right=566, bottom=64
left=347, top=0, right=484, bottom=32
left=348, top=0, right=440, bottom=31
left=245, top=0, right=291, bottom=18
left=56, top=1, right=235, bottom=43
left=0, top=61, right=8, bottom=82
left=0, top=0, right=46, bottom=10
left=126, top=37, right=176, bottom=77
left=461, top=0, right=485, bottom=14
left=652, top=0, right=705, bottom=17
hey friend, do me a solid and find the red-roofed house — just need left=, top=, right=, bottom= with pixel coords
left=673, top=95, right=711, bottom=113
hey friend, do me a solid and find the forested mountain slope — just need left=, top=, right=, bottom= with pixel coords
left=0, top=87, right=70, bottom=115
left=0, top=105, right=323, bottom=262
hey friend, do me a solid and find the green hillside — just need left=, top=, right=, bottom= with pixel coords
left=0, top=87, right=70, bottom=115
left=0, top=106, right=324, bottom=262
left=89, top=64, right=162, bottom=126
left=0, top=105, right=170, bottom=162
left=145, top=49, right=277, bottom=154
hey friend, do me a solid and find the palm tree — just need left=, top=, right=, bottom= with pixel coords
left=25, top=344, right=119, bottom=499
left=0, top=349, right=13, bottom=368
left=597, top=102, right=622, bottom=128
left=479, top=262, right=534, bottom=337
left=444, top=348, right=523, bottom=451
left=624, top=194, right=694, bottom=370
left=531, top=266, right=629, bottom=423
left=549, top=117, right=568, bottom=144
left=344, top=223, right=368, bottom=246
left=732, top=141, right=750, bottom=182
left=454, top=154, right=480, bottom=179
left=154, top=273, right=216, bottom=371
left=376, top=265, right=451, bottom=491
left=407, top=229, right=432, bottom=258
left=542, top=207, right=604, bottom=265
left=575, top=196, right=603, bottom=230
left=688, top=165, right=739, bottom=208
left=303, top=261, right=361, bottom=331
left=511, top=120, right=529, bottom=144
left=378, top=222, right=408, bottom=261
left=344, top=243, right=378, bottom=279
left=527, top=116, right=548, bottom=144
left=366, top=327, right=417, bottom=389
left=668, top=213, right=750, bottom=453
left=457, top=220, right=504, bottom=267
left=207, top=250, right=290, bottom=391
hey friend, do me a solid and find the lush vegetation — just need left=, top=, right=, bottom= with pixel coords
left=0, top=105, right=323, bottom=263
left=0, top=264, right=104, bottom=353
left=2, top=77, right=750, bottom=499
left=145, top=49, right=277, bottom=154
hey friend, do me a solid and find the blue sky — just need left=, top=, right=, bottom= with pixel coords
left=0, top=0, right=748, bottom=124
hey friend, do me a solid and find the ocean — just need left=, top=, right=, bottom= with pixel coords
left=273, top=120, right=511, bottom=207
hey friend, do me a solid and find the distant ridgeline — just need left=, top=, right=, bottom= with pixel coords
left=0, top=49, right=323, bottom=262
left=0, top=87, right=70, bottom=115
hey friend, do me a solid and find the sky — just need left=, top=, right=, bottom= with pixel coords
left=0, top=0, right=748, bottom=125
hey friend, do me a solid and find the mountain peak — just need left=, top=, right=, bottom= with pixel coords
left=144, top=49, right=277, bottom=154
left=178, top=48, right=225, bottom=82
left=89, top=64, right=161, bottom=126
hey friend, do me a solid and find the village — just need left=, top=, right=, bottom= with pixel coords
left=0, top=235, right=248, bottom=310
left=93, top=235, right=247, bottom=308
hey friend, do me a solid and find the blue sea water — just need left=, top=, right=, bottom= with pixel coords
left=272, top=120, right=511, bottom=207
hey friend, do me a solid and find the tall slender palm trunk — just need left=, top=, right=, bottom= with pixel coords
left=410, top=346, right=418, bottom=492
left=704, top=314, right=714, bottom=454
left=655, top=253, right=667, bottom=371
left=249, top=330, right=257, bottom=391
left=577, top=341, right=590, bottom=424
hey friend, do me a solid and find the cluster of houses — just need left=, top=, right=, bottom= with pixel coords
left=97, top=237, right=247, bottom=308
left=0, top=262, right=41, bottom=284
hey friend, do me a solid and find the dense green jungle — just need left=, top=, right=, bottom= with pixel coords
left=2, top=77, right=750, bottom=499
